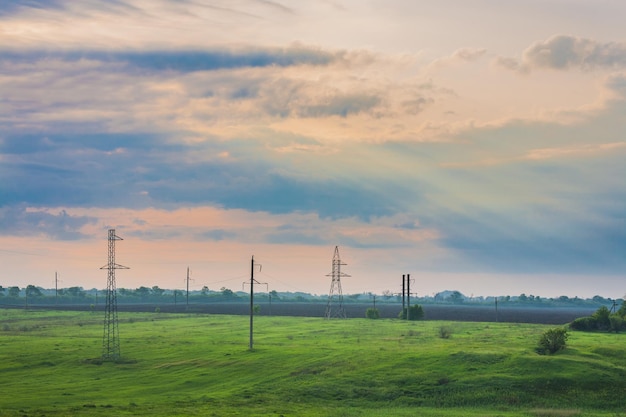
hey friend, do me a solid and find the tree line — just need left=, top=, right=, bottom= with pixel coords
left=0, top=284, right=621, bottom=308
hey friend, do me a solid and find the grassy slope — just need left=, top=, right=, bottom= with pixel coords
left=1, top=309, right=625, bottom=417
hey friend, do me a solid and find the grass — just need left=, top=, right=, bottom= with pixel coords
left=1, top=309, right=626, bottom=416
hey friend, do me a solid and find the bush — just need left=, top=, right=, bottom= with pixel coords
left=398, top=305, right=424, bottom=320
left=365, top=308, right=380, bottom=319
left=570, top=306, right=625, bottom=332
left=536, top=328, right=568, bottom=355
left=609, top=315, right=626, bottom=333
left=570, top=316, right=597, bottom=331
left=438, top=326, right=452, bottom=339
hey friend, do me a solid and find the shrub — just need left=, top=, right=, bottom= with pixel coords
left=438, top=326, right=452, bottom=339
left=609, top=315, right=626, bottom=333
left=365, top=308, right=380, bottom=319
left=569, top=306, right=626, bottom=332
left=398, top=305, right=424, bottom=320
left=570, top=316, right=597, bottom=331
left=536, top=328, right=568, bottom=355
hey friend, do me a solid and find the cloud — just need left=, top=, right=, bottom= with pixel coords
left=1, top=129, right=414, bottom=220
left=0, top=205, right=96, bottom=240
left=496, top=35, right=626, bottom=73
left=524, top=142, right=626, bottom=161
left=0, top=0, right=65, bottom=16
left=2, top=0, right=625, bottom=287
left=297, top=93, right=381, bottom=118
left=1, top=47, right=338, bottom=73
left=426, top=47, right=487, bottom=72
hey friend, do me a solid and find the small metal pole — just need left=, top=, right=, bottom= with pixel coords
left=186, top=267, right=190, bottom=307
left=495, top=298, right=499, bottom=322
left=407, top=274, right=411, bottom=320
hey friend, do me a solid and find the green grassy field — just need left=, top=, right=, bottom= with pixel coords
left=1, top=309, right=625, bottom=417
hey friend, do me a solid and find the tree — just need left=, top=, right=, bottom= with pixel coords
left=25, top=285, right=43, bottom=297
left=536, top=328, right=568, bottom=355
left=201, top=286, right=209, bottom=296
left=220, top=287, right=234, bottom=297
left=0, top=285, right=5, bottom=296
left=592, top=295, right=608, bottom=304
left=269, top=290, right=279, bottom=300
left=8, top=286, right=20, bottom=297
left=592, top=306, right=611, bottom=330
left=118, top=288, right=132, bottom=297
left=398, top=305, right=424, bottom=320
left=66, top=287, right=85, bottom=297
left=570, top=305, right=626, bottom=332
left=449, top=291, right=464, bottom=303
left=609, top=315, right=626, bottom=333
left=135, top=286, right=151, bottom=298
left=151, top=286, right=165, bottom=297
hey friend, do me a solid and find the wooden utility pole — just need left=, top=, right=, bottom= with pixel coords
left=245, top=256, right=265, bottom=349
left=402, top=274, right=405, bottom=313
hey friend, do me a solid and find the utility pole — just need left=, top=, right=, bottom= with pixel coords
left=250, top=257, right=254, bottom=350
left=401, top=274, right=413, bottom=320
left=55, top=272, right=59, bottom=304
left=402, top=274, right=405, bottom=313
left=244, top=256, right=265, bottom=350
left=407, top=273, right=411, bottom=320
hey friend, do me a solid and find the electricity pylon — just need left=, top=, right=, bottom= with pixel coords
left=325, top=246, right=350, bottom=319
left=100, top=229, right=129, bottom=361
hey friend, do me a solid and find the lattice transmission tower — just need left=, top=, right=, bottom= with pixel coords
left=100, top=229, right=129, bottom=361
left=324, top=246, right=350, bottom=319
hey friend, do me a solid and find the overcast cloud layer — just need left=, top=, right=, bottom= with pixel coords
left=1, top=0, right=625, bottom=298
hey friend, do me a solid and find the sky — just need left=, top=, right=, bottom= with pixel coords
left=1, top=0, right=625, bottom=299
